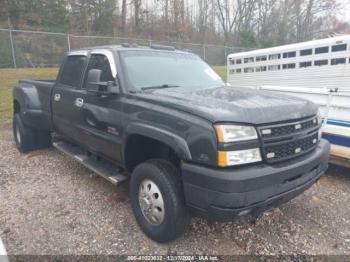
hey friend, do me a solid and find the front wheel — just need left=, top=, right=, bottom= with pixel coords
left=130, top=159, right=191, bottom=243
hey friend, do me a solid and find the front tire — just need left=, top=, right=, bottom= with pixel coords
left=130, top=159, right=191, bottom=243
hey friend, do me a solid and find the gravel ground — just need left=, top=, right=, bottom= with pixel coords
left=1, top=123, right=350, bottom=255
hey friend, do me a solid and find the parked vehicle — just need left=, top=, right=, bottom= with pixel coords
left=13, top=44, right=330, bottom=242
left=227, top=36, right=350, bottom=166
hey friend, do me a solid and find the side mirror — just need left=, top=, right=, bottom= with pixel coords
left=86, top=69, right=116, bottom=96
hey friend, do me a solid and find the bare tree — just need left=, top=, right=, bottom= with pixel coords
left=133, top=0, right=141, bottom=32
left=121, top=0, right=127, bottom=35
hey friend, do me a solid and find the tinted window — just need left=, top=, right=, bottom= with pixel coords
left=331, top=58, right=346, bottom=65
left=236, top=68, right=242, bottom=73
left=244, top=57, right=254, bottom=63
left=229, top=69, right=235, bottom=75
left=244, top=67, right=254, bottom=73
left=268, top=65, right=280, bottom=71
left=300, top=49, right=312, bottom=56
left=59, top=56, right=86, bottom=87
left=86, top=54, right=114, bottom=83
left=332, top=44, right=347, bottom=52
left=315, top=46, right=329, bottom=54
left=269, top=54, right=280, bottom=60
left=283, top=51, right=296, bottom=58
left=229, top=59, right=235, bottom=65
left=256, top=66, right=267, bottom=72
left=282, top=63, right=296, bottom=69
left=256, top=55, right=267, bottom=62
left=236, top=59, right=242, bottom=64
left=314, top=60, right=328, bottom=66
left=300, top=61, right=312, bottom=68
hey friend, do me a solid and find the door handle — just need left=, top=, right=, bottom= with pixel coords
left=54, top=93, right=61, bottom=101
left=75, top=98, right=84, bottom=107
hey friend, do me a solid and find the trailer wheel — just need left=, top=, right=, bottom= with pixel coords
left=130, top=159, right=191, bottom=243
left=13, top=114, right=36, bottom=153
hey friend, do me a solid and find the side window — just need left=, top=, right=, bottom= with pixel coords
left=244, top=57, right=254, bottom=63
left=332, top=44, right=347, bottom=52
left=315, top=46, right=329, bottom=54
left=244, top=67, right=254, bottom=73
left=300, top=61, right=312, bottom=68
left=268, top=65, right=280, bottom=71
left=282, top=51, right=296, bottom=58
left=59, top=56, right=86, bottom=87
left=314, top=59, right=328, bottom=66
left=256, top=55, right=267, bottom=62
left=236, top=59, right=242, bottom=64
left=331, top=58, right=346, bottom=65
left=269, top=54, right=280, bottom=60
left=282, top=63, right=296, bottom=69
left=85, top=54, right=114, bottom=85
left=300, top=49, right=312, bottom=56
left=255, top=66, right=267, bottom=72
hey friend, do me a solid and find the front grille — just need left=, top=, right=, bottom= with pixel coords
left=258, top=116, right=320, bottom=163
left=260, top=118, right=318, bottom=138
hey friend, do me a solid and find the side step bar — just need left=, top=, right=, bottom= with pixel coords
left=53, top=141, right=128, bottom=185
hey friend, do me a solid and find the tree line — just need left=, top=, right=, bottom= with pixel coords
left=0, top=0, right=349, bottom=48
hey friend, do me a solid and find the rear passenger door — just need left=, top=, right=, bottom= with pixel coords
left=52, top=53, right=87, bottom=143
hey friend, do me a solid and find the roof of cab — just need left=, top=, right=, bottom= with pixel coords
left=67, top=44, right=193, bottom=56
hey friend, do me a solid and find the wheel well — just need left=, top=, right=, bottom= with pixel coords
left=14, top=100, right=20, bottom=114
left=124, top=135, right=180, bottom=173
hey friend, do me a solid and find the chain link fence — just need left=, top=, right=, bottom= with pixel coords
left=0, top=28, right=254, bottom=68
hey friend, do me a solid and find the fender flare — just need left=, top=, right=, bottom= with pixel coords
left=13, top=83, right=42, bottom=112
left=124, top=123, right=192, bottom=161
left=13, top=83, right=49, bottom=129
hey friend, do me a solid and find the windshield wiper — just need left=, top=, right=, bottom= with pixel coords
left=140, top=84, right=180, bottom=90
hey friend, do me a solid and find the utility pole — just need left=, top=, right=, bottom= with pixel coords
left=8, top=16, right=17, bottom=68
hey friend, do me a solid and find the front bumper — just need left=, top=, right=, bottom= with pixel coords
left=181, top=139, right=330, bottom=221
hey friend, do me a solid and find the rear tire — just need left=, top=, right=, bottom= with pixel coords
left=130, top=159, right=191, bottom=243
left=13, top=114, right=36, bottom=153
left=13, top=114, right=51, bottom=153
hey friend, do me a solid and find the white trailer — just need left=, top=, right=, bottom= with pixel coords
left=227, top=35, right=350, bottom=166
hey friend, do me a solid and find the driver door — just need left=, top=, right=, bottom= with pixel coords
left=80, top=51, right=123, bottom=163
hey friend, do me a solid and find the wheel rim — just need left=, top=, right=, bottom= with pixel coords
left=138, top=179, right=165, bottom=225
left=15, top=125, right=21, bottom=144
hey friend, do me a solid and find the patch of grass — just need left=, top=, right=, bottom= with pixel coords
left=0, top=66, right=227, bottom=123
left=0, top=68, right=58, bottom=123
left=212, top=66, right=227, bottom=81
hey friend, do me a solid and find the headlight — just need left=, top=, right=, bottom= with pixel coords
left=215, top=124, right=258, bottom=143
left=218, top=148, right=262, bottom=167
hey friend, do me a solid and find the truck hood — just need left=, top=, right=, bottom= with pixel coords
left=140, top=86, right=318, bottom=124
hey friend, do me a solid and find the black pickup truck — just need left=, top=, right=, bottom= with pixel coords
left=13, top=44, right=330, bottom=242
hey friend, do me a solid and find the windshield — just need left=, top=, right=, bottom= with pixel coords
left=120, top=50, right=225, bottom=90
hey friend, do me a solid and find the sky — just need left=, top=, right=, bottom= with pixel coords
left=338, top=0, right=350, bottom=23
